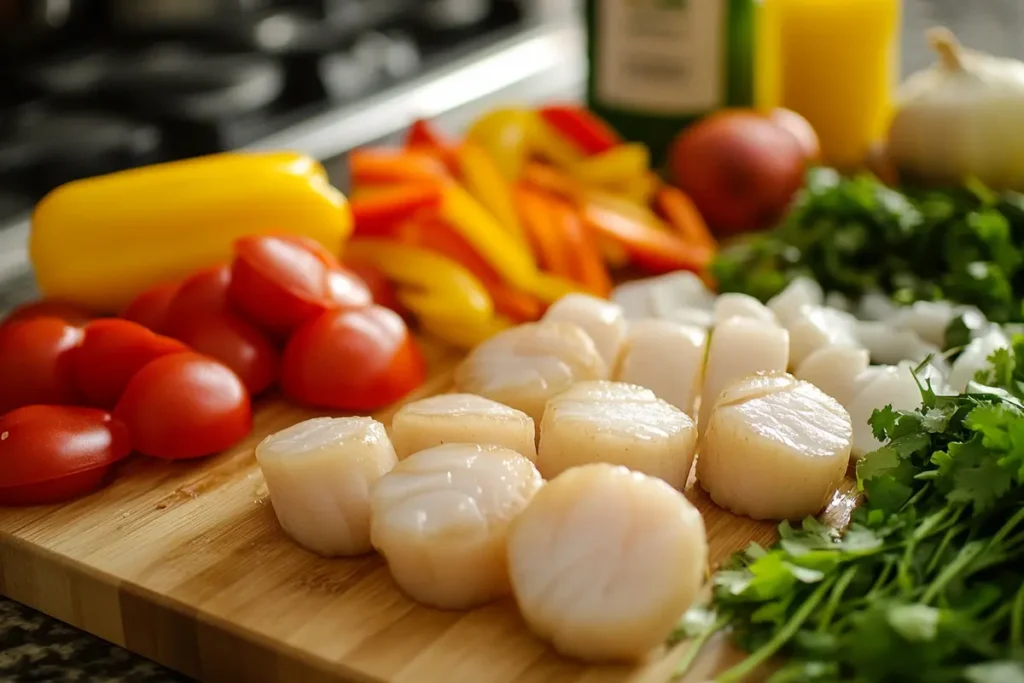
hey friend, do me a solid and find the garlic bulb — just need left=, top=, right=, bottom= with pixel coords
left=887, top=27, right=1024, bottom=191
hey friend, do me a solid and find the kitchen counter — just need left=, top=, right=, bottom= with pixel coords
left=2, top=2, right=1024, bottom=681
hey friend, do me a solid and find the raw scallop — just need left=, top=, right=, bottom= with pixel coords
left=766, top=276, right=823, bottom=325
left=370, top=443, right=542, bottom=610
left=711, top=292, right=777, bottom=326
left=615, top=319, right=706, bottom=417
left=846, top=362, right=940, bottom=459
left=542, top=293, right=627, bottom=371
left=795, top=346, right=870, bottom=408
left=784, top=305, right=859, bottom=369
left=698, top=316, right=789, bottom=435
left=390, top=393, right=536, bottom=461
left=507, top=463, right=707, bottom=663
left=255, top=416, right=397, bottom=557
left=697, top=372, right=852, bottom=521
left=537, top=381, right=697, bottom=488
left=453, top=321, right=607, bottom=425
left=610, top=271, right=715, bottom=320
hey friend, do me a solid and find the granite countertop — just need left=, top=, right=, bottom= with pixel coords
left=3, top=2, right=1024, bottom=681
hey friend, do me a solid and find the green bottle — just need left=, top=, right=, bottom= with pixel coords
left=584, top=0, right=756, bottom=167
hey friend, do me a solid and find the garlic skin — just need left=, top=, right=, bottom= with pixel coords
left=887, top=27, right=1024, bottom=192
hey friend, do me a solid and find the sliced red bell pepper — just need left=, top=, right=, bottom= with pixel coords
left=351, top=183, right=444, bottom=236
left=549, top=196, right=612, bottom=297
left=656, top=186, right=718, bottom=251
left=349, top=148, right=448, bottom=186
left=514, top=184, right=575, bottom=280
left=582, top=198, right=714, bottom=274
left=393, top=215, right=543, bottom=323
left=405, top=119, right=459, bottom=174
left=538, top=105, right=622, bottom=156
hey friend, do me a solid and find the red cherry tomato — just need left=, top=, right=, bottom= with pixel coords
left=228, top=235, right=365, bottom=336
left=326, top=266, right=373, bottom=310
left=281, top=305, right=426, bottom=411
left=170, top=313, right=280, bottom=395
left=73, top=319, right=188, bottom=409
left=0, top=299, right=95, bottom=331
left=342, top=258, right=401, bottom=313
left=0, top=317, right=83, bottom=414
left=121, top=281, right=181, bottom=333
left=114, top=352, right=252, bottom=460
left=0, top=405, right=132, bottom=506
left=164, top=265, right=232, bottom=333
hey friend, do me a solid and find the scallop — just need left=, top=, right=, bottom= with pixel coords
left=537, top=381, right=697, bottom=488
left=697, top=372, right=852, bottom=521
left=255, top=416, right=397, bottom=557
left=948, top=325, right=1009, bottom=392
left=370, top=443, right=542, bottom=610
left=453, top=321, right=608, bottom=425
left=611, top=271, right=715, bottom=320
left=889, top=300, right=961, bottom=348
left=854, top=320, right=937, bottom=365
left=766, top=276, right=823, bottom=325
left=795, top=346, right=870, bottom=408
left=664, top=306, right=714, bottom=329
left=711, top=293, right=777, bottom=326
left=542, top=293, right=627, bottom=371
left=846, top=363, right=929, bottom=459
left=389, top=393, right=536, bottom=461
left=615, top=319, right=707, bottom=417
left=698, top=316, right=790, bottom=436
left=507, top=463, right=707, bottom=663
left=784, top=305, right=860, bottom=369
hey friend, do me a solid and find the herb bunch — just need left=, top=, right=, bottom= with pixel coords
left=711, top=168, right=1024, bottom=323
left=674, top=339, right=1024, bottom=682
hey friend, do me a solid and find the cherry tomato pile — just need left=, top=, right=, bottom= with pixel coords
left=0, top=235, right=427, bottom=507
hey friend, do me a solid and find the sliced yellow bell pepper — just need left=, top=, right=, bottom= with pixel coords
left=439, top=182, right=538, bottom=291
left=527, top=271, right=588, bottom=303
left=345, top=239, right=493, bottom=326
left=30, top=151, right=352, bottom=313
left=419, top=314, right=513, bottom=349
left=465, top=108, right=533, bottom=181
left=528, top=112, right=585, bottom=169
left=456, top=142, right=527, bottom=248
left=567, top=143, right=650, bottom=187
left=616, top=171, right=662, bottom=207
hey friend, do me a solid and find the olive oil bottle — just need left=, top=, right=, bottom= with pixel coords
left=584, top=0, right=756, bottom=166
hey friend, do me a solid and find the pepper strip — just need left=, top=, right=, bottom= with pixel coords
left=549, top=195, right=612, bottom=297
left=419, top=314, right=514, bottom=349
left=350, top=183, right=444, bottom=236
left=538, top=105, right=622, bottom=156
left=456, top=142, right=528, bottom=248
left=656, top=187, right=718, bottom=251
left=349, top=149, right=448, bottom=187
left=567, top=143, right=650, bottom=187
left=528, top=112, right=586, bottom=169
left=345, top=239, right=493, bottom=325
left=405, top=119, right=459, bottom=174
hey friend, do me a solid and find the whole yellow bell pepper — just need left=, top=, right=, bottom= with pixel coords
left=30, top=151, right=352, bottom=313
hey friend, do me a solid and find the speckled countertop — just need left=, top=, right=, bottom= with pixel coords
left=3, top=2, right=1024, bottom=682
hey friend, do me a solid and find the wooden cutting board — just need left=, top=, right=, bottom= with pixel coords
left=0, top=338, right=859, bottom=683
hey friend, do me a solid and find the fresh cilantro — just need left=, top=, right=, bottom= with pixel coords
left=673, top=342, right=1024, bottom=682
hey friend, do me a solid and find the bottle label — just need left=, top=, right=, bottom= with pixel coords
left=595, top=0, right=725, bottom=115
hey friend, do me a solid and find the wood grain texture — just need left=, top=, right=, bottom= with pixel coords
left=0, top=339, right=859, bottom=683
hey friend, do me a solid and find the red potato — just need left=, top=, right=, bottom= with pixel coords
left=171, top=312, right=280, bottom=395
left=0, top=317, right=83, bottom=414
left=0, top=405, right=132, bottom=506
left=668, top=109, right=807, bottom=235
left=114, top=352, right=252, bottom=460
left=769, top=108, right=821, bottom=163
left=73, top=319, right=188, bottom=409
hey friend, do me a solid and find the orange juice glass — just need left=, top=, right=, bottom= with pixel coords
left=759, top=0, right=901, bottom=170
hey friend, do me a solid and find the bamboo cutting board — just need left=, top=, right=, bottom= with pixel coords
left=0, top=338, right=859, bottom=683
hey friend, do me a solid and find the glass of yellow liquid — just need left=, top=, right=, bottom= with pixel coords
left=756, top=0, right=901, bottom=171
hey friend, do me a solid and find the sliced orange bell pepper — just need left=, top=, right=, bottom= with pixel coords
left=351, top=183, right=443, bottom=235
left=538, top=105, right=622, bottom=156
left=596, top=234, right=631, bottom=269
left=392, top=215, right=543, bottom=323
left=514, top=184, right=575, bottom=279
left=567, top=143, right=650, bottom=188
left=349, top=149, right=448, bottom=187
left=582, top=198, right=715, bottom=274
left=549, top=197, right=612, bottom=297
left=405, top=119, right=459, bottom=174
left=456, top=142, right=527, bottom=247
left=656, top=186, right=718, bottom=251
left=521, top=162, right=580, bottom=200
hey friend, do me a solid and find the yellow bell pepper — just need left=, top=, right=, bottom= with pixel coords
left=456, top=142, right=527, bottom=248
left=527, top=112, right=585, bottom=170
left=30, top=151, right=352, bottom=313
left=420, top=314, right=513, bottom=349
left=465, top=108, right=533, bottom=180
left=616, top=171, right=662, bottom=207
left=567, top=143, right=650, bottom=188
left=439, top=182, right=538, bottom=291
left=345, top=239, right=494, bottom=327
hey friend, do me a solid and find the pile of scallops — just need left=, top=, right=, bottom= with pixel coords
left=254, top=272, right=977, bottom=665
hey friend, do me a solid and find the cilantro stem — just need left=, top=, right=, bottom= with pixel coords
left=715, top=578, right=835, bottom=683
left=815, top=566, right=857, bottom=632
left=988, top=506, right=1024, bottom=548
left=924, top=520, right=966, bottom=576
left=921, top=541, right=985, bottom=604
left=672, top=615, right=729, bottom=681
left=1011, top=583, right=1024, bottom=656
